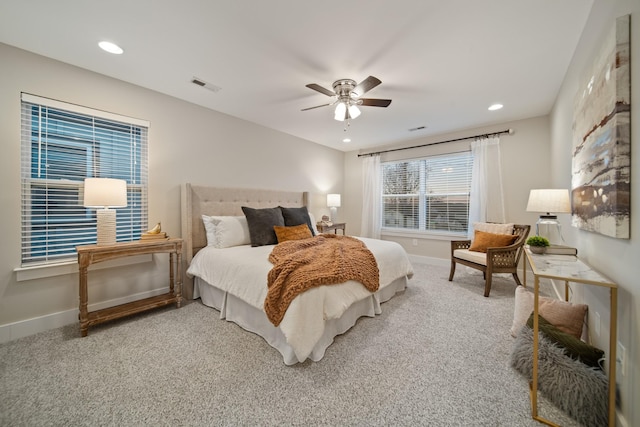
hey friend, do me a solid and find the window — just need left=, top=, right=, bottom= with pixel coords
left=382, top=151, right=472, bottom=234
left=20, top=94, right=149, bottom=266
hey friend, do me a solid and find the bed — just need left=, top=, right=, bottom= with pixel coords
left=181, top=183, right=414, bottom=365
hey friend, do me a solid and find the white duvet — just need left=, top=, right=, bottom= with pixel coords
left=186, top=236, right=414, bottom=361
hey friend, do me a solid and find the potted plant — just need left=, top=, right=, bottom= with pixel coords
left=526, top=236, right=550, bottom=254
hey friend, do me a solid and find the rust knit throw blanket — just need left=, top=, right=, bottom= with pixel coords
left=265, top=234, right=379, bottom=326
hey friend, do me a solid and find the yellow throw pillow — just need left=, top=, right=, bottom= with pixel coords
left=274, top=223, right=313, bottom=243
left=468, top=230, right=517, bottom=253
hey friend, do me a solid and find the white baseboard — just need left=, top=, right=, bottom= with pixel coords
left=0, top=286, right=170, bottom=344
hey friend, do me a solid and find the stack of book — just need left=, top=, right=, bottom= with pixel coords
left=140, top=223, right=168, bottom=240
left=546, top=244, right=577, bottom=255
left=141, top=231, right=168, bottom=240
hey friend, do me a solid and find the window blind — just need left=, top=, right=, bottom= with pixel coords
left=382, top=151, right=472, bottom=233
left=20, top=94, right=149, bottom=266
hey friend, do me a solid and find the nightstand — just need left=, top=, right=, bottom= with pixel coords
left=317, top=222, right=346, bottom=235
left=76, top=238, right=183, bottom=337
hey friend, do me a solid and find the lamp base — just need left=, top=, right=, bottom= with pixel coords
left=536, top=215, right=564, bottom=246
left=329, top=206, right=338, bottom=222
left=96, top=209, right=117, bottom=246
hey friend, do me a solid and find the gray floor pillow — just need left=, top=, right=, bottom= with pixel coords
left=510, top=325, right=608, bottom=427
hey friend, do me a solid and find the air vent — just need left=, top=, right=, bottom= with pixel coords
left=409, top=125, right=427, bottom=132
left=191, top=77, right=221, bottom=93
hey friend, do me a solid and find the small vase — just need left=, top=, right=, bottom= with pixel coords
left=530, top=246, right=546, bottom=254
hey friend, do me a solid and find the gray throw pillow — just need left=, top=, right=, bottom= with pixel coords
left=279, top=206, right=315, bottom=236
left=510, top=325, right=608, bottom=427
left=526, top=313, right=604, bottom=369
left=241, top=206, right=285, bottom=247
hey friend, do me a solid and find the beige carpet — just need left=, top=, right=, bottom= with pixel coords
left=0, top=262, right=579, bottom=426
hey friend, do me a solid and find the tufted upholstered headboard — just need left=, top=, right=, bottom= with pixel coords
left=180, top=183, right=309, bottom=298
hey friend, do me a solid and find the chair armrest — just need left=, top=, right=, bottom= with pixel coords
left=450, top=240, right=471, bottom=256
left=486, top=243, right=523, bottom=266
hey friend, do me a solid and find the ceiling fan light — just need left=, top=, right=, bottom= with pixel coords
left=348, top=104, right=361, bottom=119
left=334, top=102, right=346, bottom=121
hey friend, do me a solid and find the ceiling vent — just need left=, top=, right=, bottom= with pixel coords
left=191, top=77, right=221, bottom=93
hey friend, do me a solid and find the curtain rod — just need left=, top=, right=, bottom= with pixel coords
left=357, top=128, right=514, bottom=157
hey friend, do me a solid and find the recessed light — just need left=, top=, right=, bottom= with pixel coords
left=342, top=138, right=351, bottom=143
left=488, top=103, right=503, bottom=111
left=98, top=41, right=124, bottom=55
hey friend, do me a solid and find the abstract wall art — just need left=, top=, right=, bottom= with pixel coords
left=571, top=14, right=631, bottom=239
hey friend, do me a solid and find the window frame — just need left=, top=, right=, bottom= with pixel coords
left=19, top=93, right=149, bottom=268
left=380, top=151, right=473, bottom=238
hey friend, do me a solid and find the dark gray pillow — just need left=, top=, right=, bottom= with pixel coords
left=241, top=206, right=285, bottom=247
left=279, top=206, right=315, bottom=236
left=526, top=313, right=604, bottom=369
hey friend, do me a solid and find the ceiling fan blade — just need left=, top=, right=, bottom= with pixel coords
left=301, top=103, right=331, bottom=111
left=354, top=76, right=382, bottom=96
left=360, top=98, right=392, bottom=107
left=305, top=83, right=335, bottom=97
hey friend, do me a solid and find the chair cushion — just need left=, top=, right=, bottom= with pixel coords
left=453, top=248, right=487, bottom=265
left=473, top=222, right=514, bottom=235
left=468, top=230, right=518, bottom=253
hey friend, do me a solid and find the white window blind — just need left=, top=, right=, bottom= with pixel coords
left=382, top=151, right=473, bottom=233
left=20, top=94, right=149, bottom=266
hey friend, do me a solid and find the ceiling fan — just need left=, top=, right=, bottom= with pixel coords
left=302, top=76, right=392, bottom=122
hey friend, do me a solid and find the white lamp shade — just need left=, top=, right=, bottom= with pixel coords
left=327, top=193, right=341, bottom=208
left=83, top=178, right=127, bottom=208
left=526, top=189, right=570, bottom=214
left=334, top=102, right=346, bottom=121
left=348, top=104, right=361, bottom=119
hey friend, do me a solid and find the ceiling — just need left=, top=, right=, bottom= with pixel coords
left=0, top=1, right=593, bottom=152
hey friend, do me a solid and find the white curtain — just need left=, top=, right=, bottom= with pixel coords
left=468, top=136, right=505, bottom=237
left=360, top=155, right=381, bottom=239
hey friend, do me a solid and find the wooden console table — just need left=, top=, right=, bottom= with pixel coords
left=523, top=248, right=617, bottom=427
left=76, top=238, right=183, bottom=337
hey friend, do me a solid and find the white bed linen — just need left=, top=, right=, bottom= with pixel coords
left=187, top=237, right=413, bottom=363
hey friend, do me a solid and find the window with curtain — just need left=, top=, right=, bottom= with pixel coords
left=20, top=94, right=149, bottom=266
left=381, top=151, right=473, bottom=234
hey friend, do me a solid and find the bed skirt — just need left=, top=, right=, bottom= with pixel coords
left=194, top=276, right=407, bottom=365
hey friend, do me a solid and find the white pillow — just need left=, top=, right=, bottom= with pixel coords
left=473, top=222, right=514, bottom=235
left=202, top=215, right=218, bottom=246
left=308, top=212, right=320, bottom=236
left=201, top=215, right=251, bottom=248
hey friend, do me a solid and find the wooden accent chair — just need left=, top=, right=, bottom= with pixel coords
left=448, top=224, right=530, bottom=297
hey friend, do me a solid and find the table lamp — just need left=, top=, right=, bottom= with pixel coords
left=327, top=193, right=341, bottom=222
left=83, top=178, right=127, bottom=245
left=526, top=189, right=571, bottom=245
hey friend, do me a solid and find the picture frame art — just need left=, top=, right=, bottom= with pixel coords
left=571, top=14, right=631, bottom=239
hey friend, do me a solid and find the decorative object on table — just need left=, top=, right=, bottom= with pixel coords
left=526, top=189, right=570, bottom=245
left=141, top=222, right=168, bottom=240
left=571, top=14, right=631, bottom=239
left=83, top=178, right=127, bottom=246
left=326, top=194, right=341, bottom=222
left=526, top=236, right=550, bottom=254
left=318, top=215, right=332, bottom=227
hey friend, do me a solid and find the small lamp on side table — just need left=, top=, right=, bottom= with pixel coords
left=327, top=193, right=341, bottom=222
left=526, top=189, right=571, bottom=245
left=83, top=178, right=128, bottom=245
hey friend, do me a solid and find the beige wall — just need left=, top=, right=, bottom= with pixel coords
left=0, top=43, right=343, bottom=339
left=550, top=1, right=639, bottom=425
left=344, top=115, right=552, bottom=260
